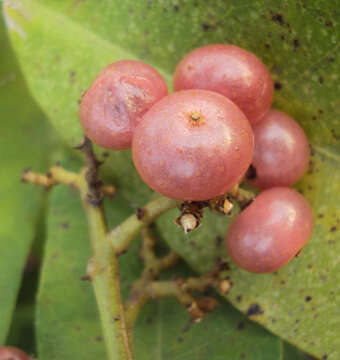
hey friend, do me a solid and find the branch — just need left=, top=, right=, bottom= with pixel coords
left=76, top=139, right=132, bottom=360
left=107, top=197, right=178, bottom=254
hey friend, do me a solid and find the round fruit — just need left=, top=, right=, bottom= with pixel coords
left=132, top=89, right=254, bottom=201
left=246, top=110, right=309, bottom=189
left=226, top=187, right=314, bottom=273
left=79, top=60, right=168, bottom=150
left=173, top=44, right=273, bottom=124
left=0, top=347, right=31, bottom=360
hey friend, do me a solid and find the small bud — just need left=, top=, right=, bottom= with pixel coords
left=219, top=279, right=232, bottom=294
left=223, top=198, right=234, bottom=215
left=176, top=213, right=200, bottom=233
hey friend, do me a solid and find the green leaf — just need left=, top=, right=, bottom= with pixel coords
left=0, top=13, right=54, bottom=344
left=5, top=0, right=340, bottom=358
left=38, top=178, right=281, bottom=359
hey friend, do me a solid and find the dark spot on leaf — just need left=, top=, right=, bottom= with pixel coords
left=236, top=295, right=242, bottom=303
left=216, top=235, right=223, bottom=246
left=271, top=318, right=277, bottom=323
left=173, top=4, right=179, bottom=12
left=237, top=321, right=245, bottom=330
left=177, top=336, right=184, bottom=342
left=102, top=151, right=109, bottom=158
left=328, top=57, right=335, bottom=62
left=136, top=207, right=145, bottom=220
left=318, top=109, right=324, bottom=115
left=305, top=296, right=312, bottom=302
left=241, top=353, right=246, bottom=359
left=274, top=81, right=282, bottom=90
left=330, top=226, right=337, bottom=232
left=246, top=303, right=264, bottom=316
left=318, top=213, right=324, bottom=219
left=280, top=280, right=286, bottom=285
left=95, top=336, right=103, bottom=342
left=318, top=76, right=324, bottom=84
left=312, top=116, right=317, bottom=120
left=60, top=222, right=69, bottom=229
left=280, top=34, right=286, bottom=40
left=182, top=324, right=191, bottom=333
left=307, top=264, right=313, bottom=269
left=322, top=356, right=328, bottom=360
left=75, top=326, right=81, bottom=331
left=264, top=43, right=270, bottom=49
left=146, top=317, right=153, bottom=324
left=80, top=275, right=91, bottom=281
left=55, top=55, right=61, bottom=62
left=201, top=22, right=211, bottom=31
left=271, top=13, right=285, bottom=25
left=325, top=20, right=333, bottom=27
left=293, top=38, right=300, bottom=50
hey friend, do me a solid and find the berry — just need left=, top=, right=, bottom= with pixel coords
left=173, top=44, right=273, bottom=124
left=0, top=347, right=31, bottom=360
left=246, top=110, right=309, bottom=189
left=79, top=60, right=168, bottom=150
left=132, top=89, right=254, bottom=201
left=226, top=187, right=314, bottom=273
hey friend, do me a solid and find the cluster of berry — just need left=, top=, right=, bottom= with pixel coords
left=79, top=44, right=314, bottom=274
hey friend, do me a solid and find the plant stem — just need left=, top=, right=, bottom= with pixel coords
left=107, top=196, right=178, bottom=254
left=79, top=175, right=133, bottom=360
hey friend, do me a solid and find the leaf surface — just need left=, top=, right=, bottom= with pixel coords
left=0, top=13, right=52, bottom=344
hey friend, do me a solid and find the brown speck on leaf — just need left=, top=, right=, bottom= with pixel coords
left=305, top=296, right=312, bottom=302
left=271, top=13, right=285, bottom=25
left=274, top=81, right=282, bottom=90
left=136, top=207, right=145, bottom=220
left=293, top=38, right=300, bottom=50
left=237, top=321, right=245, bottom=330
left=330, top=226, right=337, bottom=232
left=246, top=303, right=264, bottom=316
left=80, top=275, right=91, bottom=281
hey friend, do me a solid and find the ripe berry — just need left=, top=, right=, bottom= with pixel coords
left=132, top=89, right=254, bottom=201
left=173, top=44, right=273, bottom=124
left=246, top=110, right=309, bottom=189
left=79, top=60, right=168, bottom=150
left=226, top=187, right=314, bottom=273
left=0, top=347, right=31, bottom=360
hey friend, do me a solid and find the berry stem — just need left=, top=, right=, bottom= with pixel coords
left=107, top=196, right=178, bottom=254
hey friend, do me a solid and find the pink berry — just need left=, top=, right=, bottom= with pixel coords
left=132, top=89, right=254, bottom=201
left=173, top=44, right=273, bottom=124
left=246, top=110, right=310, bottom=189
left=226, top=187, right=314, bottom=273
left=79, top=60, right=168, bottom=150
left=0, top=347, right=31, bottom=360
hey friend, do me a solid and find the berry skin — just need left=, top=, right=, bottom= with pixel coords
left=0, top=347, right=31, bottom=360
left=226, top=187, right=314, bottom=273
left=246, top=110, right=310, bottom=189
left=132, top=89, right=254, bottom=201
left=173, top=44, right=273, bottom=124
left=79, top=60, right=168, bottom=150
